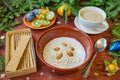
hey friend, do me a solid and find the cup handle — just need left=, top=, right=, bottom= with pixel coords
left=95, top=21, right=106, bottom=31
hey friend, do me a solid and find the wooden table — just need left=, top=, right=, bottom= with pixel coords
left=0, top=13, right=120, bottom=80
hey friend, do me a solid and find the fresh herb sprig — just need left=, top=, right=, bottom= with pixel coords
left=0, top=0, right=60, bottom=32
left=0, top=56, right=5, bottom=71
left=81, top=0, right=105, bottom=7
left=108, top=23, right=120, bottom=63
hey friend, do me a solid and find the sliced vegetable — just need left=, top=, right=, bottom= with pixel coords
left=31, top=20, right=41, bottom=27
left=46, top=11, right=55, bottom=20
left=36, top=7, right=50, bottom=20
left=40, top=19, right=50, bottom=26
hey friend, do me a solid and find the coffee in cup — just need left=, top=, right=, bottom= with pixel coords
left=78, top=6, right=106, bottom=30
left=80, top=9, right=104, bottom=22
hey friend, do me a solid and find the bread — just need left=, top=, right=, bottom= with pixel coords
left=6, top=34, right=31, bottom=71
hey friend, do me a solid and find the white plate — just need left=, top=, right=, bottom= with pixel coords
left=74, top=17, right=109, bottom=34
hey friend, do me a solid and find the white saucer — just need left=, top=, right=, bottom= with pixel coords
left=74, top=17, right=109, bottom=34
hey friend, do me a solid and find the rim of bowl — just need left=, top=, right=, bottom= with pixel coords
left=36, top=24, right=94, bottom=71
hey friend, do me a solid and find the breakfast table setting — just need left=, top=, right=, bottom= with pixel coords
left=1, top=0, right=120, bottom=80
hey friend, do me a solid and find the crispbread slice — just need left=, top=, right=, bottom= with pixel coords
left=5, top=29, right=37, bottom=78
left=22, top=47, right=27, bottom=69
left=15, top=33, right=21, bottom=70
left=30, top=39, right=35, bottom=66
left=6, top=35, right=31, bottom=71
left=25, top=33, right=30, bottom=68
left=17, top=33, right=28, bottom=70
left=23, top=32, right=30, bottom=69
left=24, top=43, right=29, bottom=68
left=28, top=39, right=34, bottom=67
left=17, top=33, right=31, bottom=69
left=10, top=35, right=15, bottom=59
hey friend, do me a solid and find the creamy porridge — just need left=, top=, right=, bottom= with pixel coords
left=43, top=37, right=86, bottom=68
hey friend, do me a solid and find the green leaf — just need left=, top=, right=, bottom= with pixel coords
left=63, top=6, right=68, bottom=24
left=108, top=51, right=120, bottom=57
left=68, top=0, right=74, bottom=5
left=22, top=3, right=29, bottom=10
left=38, top=0, right=44, bottom=7
left=2, top=0, right=14, bottom=12
left=0, top=56, right=5, bottom=64
left=53, top=1, right=64, bottom=10
left=0, top=56, right=5, bottom=71
left=116, top=7, right=120, bottom=12
left=0, top=63, right=3, bottom=71
left=115, top=23, right=120, bottom=26
left=81, top=2, right=95, bottom=6
left=105, top=2, right=120, bottom=13
left=110, top=38, right=120, bottom=43
left=4, top=28, right=14, bottom=31
left=0, top=20, right=21, bottom=30
left=27, top=0, right=33, bottom=10
left=51, top=0, right=60, bottom=3
left=111, top=26, right=120, bottom=38
left=8, top=15, right=14, bottom=19
left=70, top=5, right=79, bottom=16
left=106, top=1, right=114, bottom=6
left=44, top=0, right=50, bottom=4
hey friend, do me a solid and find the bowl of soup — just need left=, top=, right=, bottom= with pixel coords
left=36, top=25, right=94, bottom=74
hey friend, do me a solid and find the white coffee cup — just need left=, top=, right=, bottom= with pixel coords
left=78, top=6, right=106, bottom=30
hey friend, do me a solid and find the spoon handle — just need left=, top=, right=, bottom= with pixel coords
left=82, top=50, right=98, bottom=78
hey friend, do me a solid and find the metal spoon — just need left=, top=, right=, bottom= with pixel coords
left=82, top=38, right=107, bottom=78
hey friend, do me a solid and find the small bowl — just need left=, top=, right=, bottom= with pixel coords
left=23, top=10, right=56, bottom=30
left=36, top=25, right=94, bottom=74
